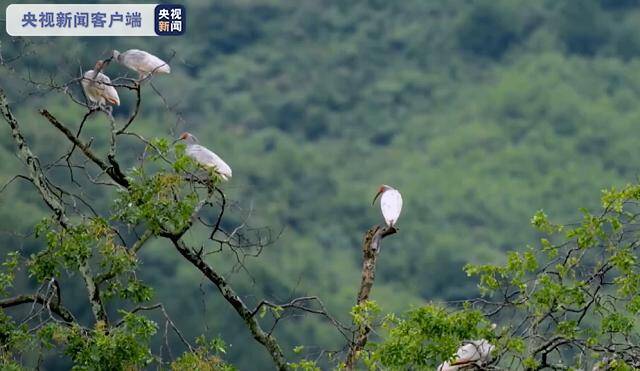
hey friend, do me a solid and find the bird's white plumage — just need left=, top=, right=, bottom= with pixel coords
left=186, top=144, right=232, bottom=181
left=115, top=49, right=170, bottom=78
left=81, top=69, right=120, bottom=106
left=380, top=188, right=402, bottom=227
left=437, top=340, right=494, bottom=371
left=454, top=340, right=493, bottom=364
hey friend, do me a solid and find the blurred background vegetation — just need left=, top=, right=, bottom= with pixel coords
left=2, top=0, right=640, bottom=368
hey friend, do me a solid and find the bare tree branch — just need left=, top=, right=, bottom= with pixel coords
left=344, top=224, right=397, bottom=370
left=0, top=86, right=107, bottom=324
left=168, top=236, right=289, bottom=370
left=39, top=109, right=129, bottom=188
left=0, top=294, right=74, bottom=323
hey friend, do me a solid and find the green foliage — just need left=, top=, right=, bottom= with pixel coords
left=464, top=248, right=538, bottom=295
left=367, top=305, right=493, bottom=368
left=0, top=309, right=31, bottom=366
left=350, top=300, right=381, bottom=329
left=457, top=0, right=520, bottom=58
left=288, top=359, right=321, bottom=371
left=461, top=183, right=640, bottom=367
left=0, top=356, right=25, bottom=371
left=112, top=139, right=208, bottom=235
left=43, top=312, right=157, bottom=371
left=104, top=278, right=154, bottom=303
left=556, top=0, right=610, bottom=55
left=5, top=0, right=640, bottom=368
left=0, top=252, right=19, bottom=296
left=30, top=218, right=120, bottom=281
left=114, top=171, right=198, bottom=234
left=531, top=210, right=563, bottom=235
left=171, top=335, right=235, bottom=371
left=359, top=182, right=640, bottom=368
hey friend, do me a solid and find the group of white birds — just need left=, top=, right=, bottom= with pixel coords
left=80, top=49, right=232, bottom=181
left=81, top=49, right=490, bottom=369
left=81, top=48, right=171, bottom=107
left=81, top=49, right=400, bottom=222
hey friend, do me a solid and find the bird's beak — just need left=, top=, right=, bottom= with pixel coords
left=173, top=133, right=186, bottom=144
left=372, top=190, right=383, bottom=206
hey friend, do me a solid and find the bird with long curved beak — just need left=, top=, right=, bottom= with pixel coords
left=372, top=184, right=402, bottom=227
left=112, top=49, right=170, bottom=81
left=81, top=60, right=120, bottom=110
left=177, top=132, right=232, bottom=181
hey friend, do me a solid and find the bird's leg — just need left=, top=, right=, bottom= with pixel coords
left=137, top=72, right=149, bottom=83
left=381, top=225, right=398, bottom=237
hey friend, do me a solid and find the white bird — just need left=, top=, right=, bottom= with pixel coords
left=372, top=184, right=403, bottom=227
left=437, top=340, right=494, bottom=371
left=81, top=60, right=120, bottom=108
left=178, top=132, right=232, bottom=181
left=112, top=49, right=170, bottom=80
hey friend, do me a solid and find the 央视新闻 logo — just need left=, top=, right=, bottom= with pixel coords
left=154, top=4, right=185, bottom=35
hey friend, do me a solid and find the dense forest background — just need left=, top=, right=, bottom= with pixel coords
left=2, top=0, right=640, bottom=368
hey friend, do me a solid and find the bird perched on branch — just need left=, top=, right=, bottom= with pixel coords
left=437, top=339, right=494, bottom=371
left=372, top=184, right=402, bottom=227
left=81, top=60, right=120, bottom=109
left=112, top=49, right=170, bottom=80
left=178, top=132, right=232, bottom=181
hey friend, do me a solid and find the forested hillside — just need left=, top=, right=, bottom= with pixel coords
left=2, top=0, right=640, bottom=368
